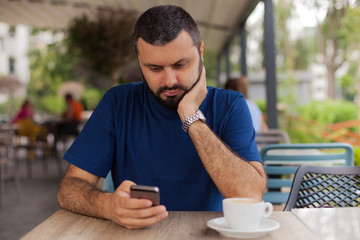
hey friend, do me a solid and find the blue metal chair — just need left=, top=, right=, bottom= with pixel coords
left=260, top=143, right=354, bottom=204
left=284, top=165, right=360, bottom=211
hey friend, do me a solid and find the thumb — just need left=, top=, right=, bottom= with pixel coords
left=116, top=180, right=136, bottom=194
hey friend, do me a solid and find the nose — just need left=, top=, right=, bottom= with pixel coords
left=163, top=68, right=178, bottom=87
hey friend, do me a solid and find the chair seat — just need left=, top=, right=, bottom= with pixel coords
left=261, top=143, right=354, bottom=205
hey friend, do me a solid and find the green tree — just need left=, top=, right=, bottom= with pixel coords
left=338, top=6, right=360, bottom=118
left=28, top=39, right=80, bottom=113
left=275, top=0, right=296, bottom=71
left=67, top=9, right=137, bottom=89
left=304, top=0, right=353, bottom=99
left=28, top=34, right=105, bottom=114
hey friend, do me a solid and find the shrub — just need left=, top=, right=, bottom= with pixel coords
left=354, top=147, right=360, bottom=166
left=279, top=100, right=358, bottom=143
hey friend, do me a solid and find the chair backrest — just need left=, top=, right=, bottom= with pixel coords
left=260, top=143, right=354, bottom=204
left=284, top=165, right=360, bottom=211
left=255, top=129, right=290, bottom=150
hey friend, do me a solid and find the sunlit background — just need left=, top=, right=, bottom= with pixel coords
left=0, top=1, right=360, bottom=239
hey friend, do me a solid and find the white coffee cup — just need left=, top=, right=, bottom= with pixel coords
left=222, top=197, right=273, bottom=230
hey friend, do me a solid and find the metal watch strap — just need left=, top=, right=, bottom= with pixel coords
left=182, top=109, right=206, bottom=133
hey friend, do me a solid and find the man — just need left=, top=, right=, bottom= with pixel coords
left=57, top=5, right=266, bottom=229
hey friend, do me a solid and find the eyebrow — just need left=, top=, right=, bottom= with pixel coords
left=143, top=57, right=192, bottom=68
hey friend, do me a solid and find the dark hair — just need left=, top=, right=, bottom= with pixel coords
left=133, top=5, right=201, bottom=55
left=225, top=76, right=249, bottom=98
left=65, top=93, right=73, bottom=100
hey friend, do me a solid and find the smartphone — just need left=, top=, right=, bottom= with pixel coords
left=130, top=185, right=160, bottom=206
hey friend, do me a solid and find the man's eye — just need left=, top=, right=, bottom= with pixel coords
left=174, top=63, right=186, bottom=69
left=150, top=67, right=161, bottom=72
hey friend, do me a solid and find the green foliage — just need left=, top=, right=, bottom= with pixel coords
left=280, top=100, right=358, bottom=144
left=41, top=95, right=65, bottom=114
left=255, top=101, right=266, bottom=113
left=337, top=6, right=360, bottom=48
left=278, top=73, right=299, bottom=114
left=274, top=0, right=296, bottom=70
left=294, top=34, right=316, bottom=70
left=354, top=147, right=360, bottom=166
left=340, top=73, right=357, bottom=101
left=28, top=32, right=109, bottom=115
left=82, top=88, right=105, bottom=110
left=28, top=40, right=80, bottom=113
left=67, top=9, right=137, bottom=88
left=298, top=100, right=358, bottom=124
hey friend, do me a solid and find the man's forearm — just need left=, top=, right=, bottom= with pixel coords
left=57, top=176, right=111, bottom=219
left=187, top=121, right=266, bottom=199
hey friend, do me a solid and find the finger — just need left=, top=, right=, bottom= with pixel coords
left=127, top=205, right=167, bottom=219
left=118, top=208, right=168, bottom=229
left=113, top=190, right=153, bottom=210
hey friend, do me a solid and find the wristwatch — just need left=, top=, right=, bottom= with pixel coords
left=182, top=109, right=206, bottom=133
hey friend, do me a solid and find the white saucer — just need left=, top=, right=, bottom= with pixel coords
left=207, top=217, right=280, bottom=238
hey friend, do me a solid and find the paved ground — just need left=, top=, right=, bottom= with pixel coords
left=0, top=150, right=68, bottom=240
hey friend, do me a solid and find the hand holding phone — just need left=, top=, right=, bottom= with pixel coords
left=130, top=185, right=160, bottom=206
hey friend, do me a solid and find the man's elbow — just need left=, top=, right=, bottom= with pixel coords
left=57, top=182, right=66, bottom=209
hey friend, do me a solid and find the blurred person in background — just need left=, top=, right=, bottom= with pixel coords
left=12, top=99, right=35, bottom=124
left=55, top=93, right=84, bottom=142
left=12, top=99, right=42, bottom=159
left=61, top=93, right=83, bottom=124
left=225, top=76, right=268, bottom=132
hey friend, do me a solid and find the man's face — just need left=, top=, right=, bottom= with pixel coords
left=137, top=31, right=204, bottom=109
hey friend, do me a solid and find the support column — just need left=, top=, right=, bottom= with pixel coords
left=240, top=24, right=247, bottom=77
left=225, top=43, right=231, bottom=81
left=264, top=0, right=278, bottom=128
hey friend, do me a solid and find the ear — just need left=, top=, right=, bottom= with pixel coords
left=199, top=41, right=204, bottom=60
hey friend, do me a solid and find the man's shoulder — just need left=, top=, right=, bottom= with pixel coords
left=206, top=86, right=243, bottom=102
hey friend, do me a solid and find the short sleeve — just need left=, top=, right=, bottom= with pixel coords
left=63, top=91, right=116, bottom=178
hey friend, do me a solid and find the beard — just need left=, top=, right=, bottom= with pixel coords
left=142, top=57, right=203, bottom=110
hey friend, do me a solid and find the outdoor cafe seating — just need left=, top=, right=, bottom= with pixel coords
left=261, top=142, right=354, bottom=205
left=0, top=124, right=22, bottom=208
left=284, top=164, right=360, bottom=211
left=255, top=129, right=290, bottom=150
left=14, top=119, right=53, bottom=178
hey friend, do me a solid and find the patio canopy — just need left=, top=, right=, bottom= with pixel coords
left=0, top=0, right=278, bottom=128
left=0, top=0, right=259, bottom=53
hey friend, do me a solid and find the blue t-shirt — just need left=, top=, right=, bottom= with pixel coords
left=63, top=82, right=261, bottom=211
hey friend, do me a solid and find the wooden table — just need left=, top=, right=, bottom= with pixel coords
left=292, top=207, right=360, bottom=240
left=21, top=210, right=319, bottom=240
